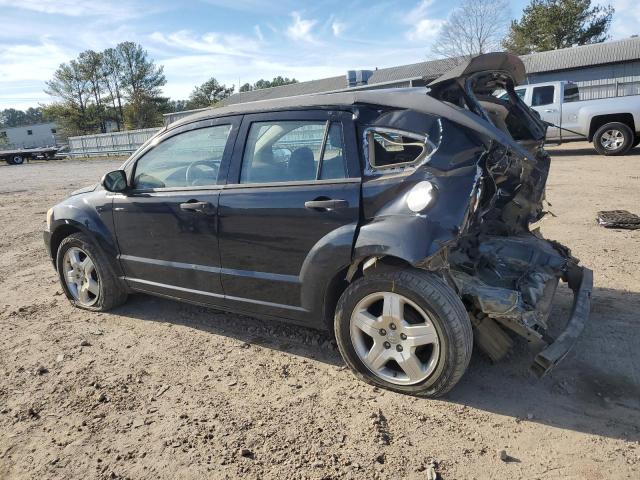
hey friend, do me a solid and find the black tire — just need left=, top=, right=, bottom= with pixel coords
left=56, top=232, right=128, bottom=311
left=11, top=155, right=24, bottom=165
left=334, top=269, right=473, bottom=398
left=593, top=122, right=634, bottom=156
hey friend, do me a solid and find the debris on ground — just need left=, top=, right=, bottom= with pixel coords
left=597, top=210, right=640, bottom=229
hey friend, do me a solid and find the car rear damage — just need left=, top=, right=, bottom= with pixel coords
left=355, top=53, right=592, bottom=376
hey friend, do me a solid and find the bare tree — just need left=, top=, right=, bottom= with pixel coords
left=432, top=0, right=511, bottom=60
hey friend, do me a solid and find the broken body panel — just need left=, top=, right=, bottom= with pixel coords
left=356, top=53, right=592, bottom=375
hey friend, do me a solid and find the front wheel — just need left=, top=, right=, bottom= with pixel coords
left=56, top=233, right=128, bottom=311
left=593, top=122, right=634, bottom=156
left=10, top=155, right=24, bottom=165
left=334, top=269, right=473, bottom=398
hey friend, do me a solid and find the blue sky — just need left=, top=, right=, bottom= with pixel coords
left=0, top=0, right=637, bottom=110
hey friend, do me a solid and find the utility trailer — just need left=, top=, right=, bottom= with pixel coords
left=0, top=146, right=61, bottom=165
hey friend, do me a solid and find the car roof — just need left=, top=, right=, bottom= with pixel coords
left=168, top=87, right=506, bottom=143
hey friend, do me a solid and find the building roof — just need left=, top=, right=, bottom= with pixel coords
left=521, top=36, right=640, bottom=74
left=217, top=37, right=640, bottom=108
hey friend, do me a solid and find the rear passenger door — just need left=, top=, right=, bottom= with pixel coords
left=217, top=110, right=361, bottom=324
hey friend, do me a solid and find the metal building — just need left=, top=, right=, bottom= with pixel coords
left=0, top=122, right=59, bottom=149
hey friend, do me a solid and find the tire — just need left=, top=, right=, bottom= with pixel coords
left=334, top=269, right=473, bottom=398
left=593, top=122, right=634, bottom=156
left=56, top=232, right=128, bottom=311
left=11, top=155, right=24, bottom=165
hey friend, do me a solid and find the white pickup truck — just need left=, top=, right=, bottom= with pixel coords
left=505, top=80, right=640, bottom=155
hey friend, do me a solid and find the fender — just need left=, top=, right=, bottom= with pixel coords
left=46, top=190, right=123, bottom=277
left=298, top=222, right=358, bottom=320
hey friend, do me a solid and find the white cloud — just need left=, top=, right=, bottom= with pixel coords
left=254, top=25, right=265, bottom=42
left=404, top=0, right=445, bottom=42
left=0, top=0, right=147, bottom=20
left=331, top=21, right=346, bottom=37
left=286, top=12, right=318, bottom=43
left=149, top=30, right=261, bottom=57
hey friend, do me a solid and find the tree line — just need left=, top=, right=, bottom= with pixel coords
left=0, top=108, right=44, bottom=129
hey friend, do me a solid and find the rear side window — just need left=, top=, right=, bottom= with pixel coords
left=563, top=85, right=580, bottom=103
left=365, top=128, right=432, bottom=169
left=531, top=86, right=555, bottom=106
left=134, top=124, right=232, bottom=189
left=240, top=120, right=346, bottom=183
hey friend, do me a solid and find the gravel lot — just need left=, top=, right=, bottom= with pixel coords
left=1, top=143, right=639, bottom=479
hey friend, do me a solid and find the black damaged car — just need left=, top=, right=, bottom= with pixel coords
left=44, top=53, right=592, bottom=397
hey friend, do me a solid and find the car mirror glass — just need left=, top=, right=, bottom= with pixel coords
left=101, top=170, right=128, bottom=192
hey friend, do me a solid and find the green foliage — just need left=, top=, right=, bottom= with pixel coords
left=503, top=0, right=614, bottom=54
left=186, top=77, right=234, bottom=109
left=44, top=41, right=167, bottom=135
left=0, top=107, right=44, bottom=128
left=239, top=76, right=298, bottom=92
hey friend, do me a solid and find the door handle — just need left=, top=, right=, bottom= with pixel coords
left=544, top=109, right=557, bottom=113
left=304, top=199, right=348, bottom=210
left=179, top=201, right=215, bottom=214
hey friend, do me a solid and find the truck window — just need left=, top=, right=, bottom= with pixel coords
left=515, top=89, right=525, bottom=100
left=531, top=86, right=554, bottom=106
left=563, top=85, right=580, bottom=103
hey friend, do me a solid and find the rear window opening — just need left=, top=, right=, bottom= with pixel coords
left=365, top=128, right=434, bottom=169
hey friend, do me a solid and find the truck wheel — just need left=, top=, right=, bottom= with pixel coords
left=56, top=233, right=128, bottom=311
left=10, top=155, right=25, bottom=165
left=334, top=269, right=473, bottom=398
left=593, top=122, right=634, bottom=156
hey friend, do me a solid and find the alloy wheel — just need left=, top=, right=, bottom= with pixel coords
left=350, top=291, right=440, bottom=386
left=62, top=246, right=100, bottom=306
left=600, top=129, right=625, bottom=151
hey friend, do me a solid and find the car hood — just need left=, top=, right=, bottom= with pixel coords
left=69, top=184, right=98, bottom=196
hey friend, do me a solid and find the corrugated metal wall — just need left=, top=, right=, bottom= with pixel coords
left=68, top=128, right=161, bottom=157
left=527, top=60, right=640, bottom=100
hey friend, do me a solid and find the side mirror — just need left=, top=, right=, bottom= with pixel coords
left=101, top=170, right=128, bottom=192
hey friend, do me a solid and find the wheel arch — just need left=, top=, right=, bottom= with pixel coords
left=322, top=254, right=415, bottom=331
left=588, top=113, right=635, bottom=141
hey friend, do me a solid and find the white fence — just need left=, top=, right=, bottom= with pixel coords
left=68, top=128, right=161, bottom=157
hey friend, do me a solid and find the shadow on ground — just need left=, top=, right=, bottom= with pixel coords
left=113, top=285, right=640, bottom=443
left=546, top=144, right=640, bottom=157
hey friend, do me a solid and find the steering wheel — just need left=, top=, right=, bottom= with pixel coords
left=185, top=160, right=219, bottom=186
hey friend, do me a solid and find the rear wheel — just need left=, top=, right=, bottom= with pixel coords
left=593, top=122, right=634, bottom=156
left=334, top=269, right=473, bottom=398
left=56, top=233, right=128, bottom=311
left=10, top=155, right=24, bottom=165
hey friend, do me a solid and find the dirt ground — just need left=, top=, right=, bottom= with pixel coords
left=0, top=143, right=639, bottom=480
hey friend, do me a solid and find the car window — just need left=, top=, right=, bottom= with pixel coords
left=515, top=89, right=526, bottom=100
left=531, top=86, right=555, bottom=106
left=240, top=120, right=346, bottom=183
left=366, top=128, right=432, bottom=169
left=563, top=85, right=580, bottom=103
left=133, top=124, right=232, bottom=189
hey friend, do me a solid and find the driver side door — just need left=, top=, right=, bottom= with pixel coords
left=112, top=116, right=240, bottom=306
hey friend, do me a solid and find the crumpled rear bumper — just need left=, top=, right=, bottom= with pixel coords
left=531, top=266, right=593, bottom=377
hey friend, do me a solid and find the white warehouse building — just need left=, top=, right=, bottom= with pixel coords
left=0, top=122, right=59, bottom=149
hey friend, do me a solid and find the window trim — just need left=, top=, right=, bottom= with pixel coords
left=124, top=116, right=241, bottom=192
left=236, top=116, right=350, bottom=186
